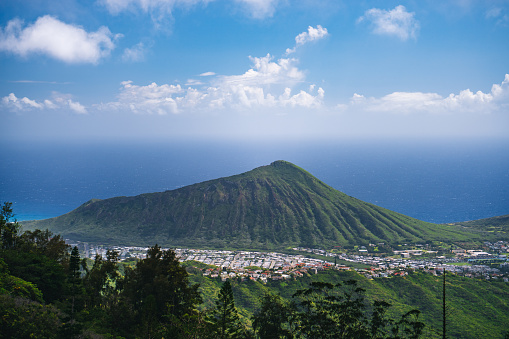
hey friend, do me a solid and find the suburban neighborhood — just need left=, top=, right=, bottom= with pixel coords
left=70, top=240, right=509, bottom=283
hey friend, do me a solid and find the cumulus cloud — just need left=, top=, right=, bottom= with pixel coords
left=2, top=93, right=43, bottom=110
left=220, top=54, right=304, bottom=86
left=2, top=92, right=88, bottom=114
left=358, top=5, right=419, bottom=41
left=350, top=74, right=509, bottom=114
left=286, top=25, right=329, bottom=55
left=100, top=54, right=324, bottom=114
left=103, top=81, right=185, bottom=114
left=67, top=100, right=88, bottom=114
left=0, top=16, right=117, bottom=64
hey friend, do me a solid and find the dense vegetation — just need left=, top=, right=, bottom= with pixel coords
left=23, top=161, right=491, bottom=250
left=191, top=269, right=509, bottom=339
left=4, top=202, right=509, bottom=338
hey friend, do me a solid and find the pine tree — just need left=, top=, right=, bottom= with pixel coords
left=211, top=280, right=243, bottom=339
left=69, top=246, right=81, bottom=317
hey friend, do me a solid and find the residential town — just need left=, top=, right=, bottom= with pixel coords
left=70, top=240, right=509, bottom=283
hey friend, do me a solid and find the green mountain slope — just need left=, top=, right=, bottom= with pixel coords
left=23, top=160, right=478, bottom=249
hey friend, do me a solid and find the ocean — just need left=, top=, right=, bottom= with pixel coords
left=1, top=138, right=508, bottom=224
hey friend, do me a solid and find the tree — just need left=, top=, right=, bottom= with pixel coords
left=117, top=245, right=202, bottom=338
left=2, top=247, right=67, bottom=303
left=292, top=280, right=368, bottom=338
left=82, top=249, right=120, bottom=309
left=210, top=280, right=244, bottom=339
left=20, top=229, right=70, bottom=264
left=290, top=280, right=425, bottom=339
left=0, top=202, right=21, bottom=249
left=252, top=293, right=296, bottom=339
left=68, top=246, right=81, bottom=317
left=0, top=258, right=43, bottom=302
left=0, top=295, right=62, bottom=339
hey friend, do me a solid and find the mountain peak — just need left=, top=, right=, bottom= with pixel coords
left=270, top=160, right=294, bottom=167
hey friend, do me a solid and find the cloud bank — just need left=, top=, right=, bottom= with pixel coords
left=0, top=16, right=117, bottom=64
left=100, top=54, right=324, bottom=114
left=5, top=73, right=508, bottom=118
left=350, top=74, right=509, bottom=114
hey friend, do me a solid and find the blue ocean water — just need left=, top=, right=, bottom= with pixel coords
left=1, top=139, right=508, bottom=224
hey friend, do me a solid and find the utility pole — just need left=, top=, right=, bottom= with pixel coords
left=443, top=268, right=446, bottom=339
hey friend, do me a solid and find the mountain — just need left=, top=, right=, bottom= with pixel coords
left=23, top=160, right=479, bottom=249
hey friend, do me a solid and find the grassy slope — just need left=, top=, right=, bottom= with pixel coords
left=23, top=161, right=487, bottom=249
left=453, top=215, right=509, bottom=236
left=189, top=269, right=509, bottom=338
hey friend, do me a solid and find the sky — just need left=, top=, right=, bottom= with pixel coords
left=1, top=0, right=509, bottom=142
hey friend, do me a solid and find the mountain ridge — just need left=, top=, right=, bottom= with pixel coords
left=23, top=160, right=487, bottom=249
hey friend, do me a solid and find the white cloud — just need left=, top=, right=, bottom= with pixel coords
left=221, top=54, right=304, bottom=87
left=278, top=87, right=324, bottom=108
left=358, top=5, right=419, bottom=41
left=2, top=92, right=88, bottom=113
left=185, top=79, right=204, bottom=86
left=68, top=100, right=88, bottom=114
left=200, top=71, right=216, bottom=76
left=349, top=74, right=509, bottom=114
left=2, top=93, right=43, bottom=110
left=0, top=16, right=116, bottom=64
left=286, top=25, right=329, bottom=55
left=234, top=0, right=279, bottom=19
left=104, top=80, right=185, bottom=114
left=122, top=42, right=146, bottom=62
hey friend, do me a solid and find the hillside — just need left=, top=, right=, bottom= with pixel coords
left=189, top=269, right=509, bottom=339
left=23, top=160, right=480, bottom=249
left=452, top=215, right=509, bottom=235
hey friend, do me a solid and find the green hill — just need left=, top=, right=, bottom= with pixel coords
left=23, top=160, right=484, bottom=249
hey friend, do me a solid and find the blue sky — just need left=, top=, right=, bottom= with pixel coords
left=1, top=0, right=508, bottom=141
